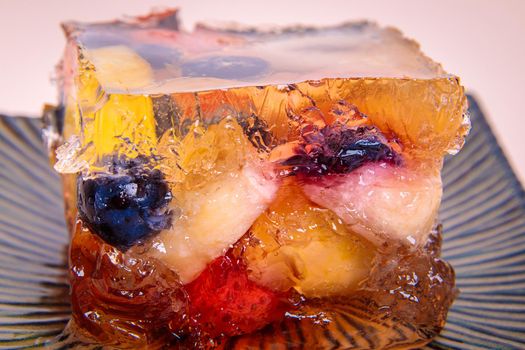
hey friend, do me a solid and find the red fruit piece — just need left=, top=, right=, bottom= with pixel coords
left=185, top=252, right=289, bottom=338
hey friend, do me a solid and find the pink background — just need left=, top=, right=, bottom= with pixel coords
left=1, top=0, right=523, bottom=181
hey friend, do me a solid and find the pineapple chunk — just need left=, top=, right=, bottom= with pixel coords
left=243, top=180, right=374, bottom=298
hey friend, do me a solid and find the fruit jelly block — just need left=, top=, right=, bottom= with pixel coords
left=45, top=9, right=469, bottom=349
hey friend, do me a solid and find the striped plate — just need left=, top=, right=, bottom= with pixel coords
left=0, top=96, right=524, bottom=349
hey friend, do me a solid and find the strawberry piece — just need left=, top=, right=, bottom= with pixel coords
left=185, top=253, right=289, bottom=338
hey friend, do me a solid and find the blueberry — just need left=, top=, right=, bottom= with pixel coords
left=77, top=168, right=172, bottom=250
left=133, top=44, right=181, bottom=69
left=282, top=125, right=401, bottom=176
left=181, top=56, right=269, bottom=80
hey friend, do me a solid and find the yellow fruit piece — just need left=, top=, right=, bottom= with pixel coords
left=82, top=94, right=157, bottom=162
left=244, top=180, right=375, bottom=298
left=61, top=45, right=157, bottom=167
left=85, top=45, right=154, bottom=91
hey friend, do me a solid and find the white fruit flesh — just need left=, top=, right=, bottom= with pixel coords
left=150, top=164, right=279, bottom=284
left=302, top=163, right=442, bottom=247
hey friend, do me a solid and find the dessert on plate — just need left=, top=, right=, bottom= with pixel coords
left=44, top=9, right=470, bottom=349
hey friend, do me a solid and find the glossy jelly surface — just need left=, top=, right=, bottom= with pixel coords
left=63, top=9, right=448, bottom=95
left=48, top=9, right=469, bottom=350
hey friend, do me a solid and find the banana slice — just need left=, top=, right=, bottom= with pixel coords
left=150, top=164, right=279, bottom=284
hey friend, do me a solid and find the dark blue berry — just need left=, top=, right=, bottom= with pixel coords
left=181, top=56, right=269, bottom=80
left=282, top=125, right=401, bottom=176
left=133, top=44, right=181, bottom=69
left=77, top=168, right=172, bottom=250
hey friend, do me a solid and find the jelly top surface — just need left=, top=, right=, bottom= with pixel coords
left=63, top=9, right=450, bottom=94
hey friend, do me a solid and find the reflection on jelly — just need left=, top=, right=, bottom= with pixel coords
left=181, top=55, right=270, bottom=79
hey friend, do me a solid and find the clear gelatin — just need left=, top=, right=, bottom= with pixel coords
left=46, top=8, right=469, bottom=349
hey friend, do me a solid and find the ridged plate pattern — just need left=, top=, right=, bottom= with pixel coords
left=0, top=96, right=524, bottom=349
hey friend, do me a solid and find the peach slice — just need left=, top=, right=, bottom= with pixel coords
left=302, top=163, right=442, bottom=247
